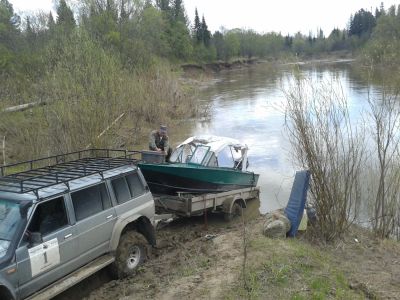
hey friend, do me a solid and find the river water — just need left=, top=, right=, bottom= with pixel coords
left=173, top=61, right=379, bottom=215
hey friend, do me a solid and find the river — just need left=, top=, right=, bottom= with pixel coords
left=172, top=60, right=382, bottom=215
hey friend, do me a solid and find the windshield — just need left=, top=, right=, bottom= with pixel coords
left=0, top=199, right=22, bottom=258
left=189, top=145, right=210, bottom=165
left=170, top=144, right=196, bottom=163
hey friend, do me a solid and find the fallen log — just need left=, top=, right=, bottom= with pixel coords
left=2, top=101, right=46, bottom=113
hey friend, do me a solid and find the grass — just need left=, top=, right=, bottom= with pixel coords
left=177, top=255, right=213, bottom=277
left=225, top=235, right=364, bottom=300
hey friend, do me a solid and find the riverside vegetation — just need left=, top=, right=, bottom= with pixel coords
left=1, top=0, right=400, bottom=161
left=1, top=1, right=400, bottom=299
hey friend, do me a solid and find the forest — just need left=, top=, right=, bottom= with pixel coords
left=0, top=0, right=399, bottom=161
left=2, top=1, right=400, bottom=74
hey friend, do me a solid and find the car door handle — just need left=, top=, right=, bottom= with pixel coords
left=64, top=233, right=73, bottom=239
left=106, top=215, right=113, bottom=219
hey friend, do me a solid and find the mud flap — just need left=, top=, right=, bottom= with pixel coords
left=136, top=217, right=157, bottom=246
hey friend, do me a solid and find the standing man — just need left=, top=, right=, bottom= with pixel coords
left=149, top=125, right=172, bottom=161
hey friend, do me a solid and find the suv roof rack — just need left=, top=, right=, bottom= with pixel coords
left=0, top=149, right=140, bottom=196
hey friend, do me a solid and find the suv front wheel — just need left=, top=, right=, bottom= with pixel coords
left=110, top=231, right=149, bottom=278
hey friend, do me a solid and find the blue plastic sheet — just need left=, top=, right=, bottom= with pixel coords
left=284, top=170, right=310, bottom=237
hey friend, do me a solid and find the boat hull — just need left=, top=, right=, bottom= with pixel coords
left=138, top=163, right=259, bottom=195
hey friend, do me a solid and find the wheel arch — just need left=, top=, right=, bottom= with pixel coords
left=0, top=284, right=15, bottom=300
left=110, top=215, right=156, bottom=251
left=222, top=196, right=247, bottom=214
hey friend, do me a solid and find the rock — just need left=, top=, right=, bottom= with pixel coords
left=263, top=209, right=291, bottom=238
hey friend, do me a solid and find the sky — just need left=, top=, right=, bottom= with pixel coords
left=9, top=0, right=400, bottom=35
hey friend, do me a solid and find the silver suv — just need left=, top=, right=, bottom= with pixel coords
left=0, top=150, right=156, bottom=300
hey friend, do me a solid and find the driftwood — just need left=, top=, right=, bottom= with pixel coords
left=85, top=113, right=126, bottom=149
left=2, top=101, right=46, bottom=113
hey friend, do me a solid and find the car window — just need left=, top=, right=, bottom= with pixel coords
left=111, top=177, right=131, bottom=204
left=126, top=173, right=145, bottom=198
left=71, top=183, right=111, bottom=221
left=27, top=197, right=68, bottom=237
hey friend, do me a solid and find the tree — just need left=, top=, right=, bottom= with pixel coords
left=212, top=31, right=225, bottom=59
left=224, top=31, right=240, bottom=60
left=172, top=0, right=186, bottom=23
left=201, top=16, right=211, bottom=46
left=327, top=28, right=347, bottom=51
left=168, top=20, right=192, bottom=60
left=48, top=11, right=55, bottom=29
left=284, top=78, right=365, bottom=241
left=292, top=32, right=307, bottom=54
left=0, top=0, right=20, bottom=74
left=318, top=28, right=324, bottom=39
left=284, top=34, right=293, bottom=50
left=388, top=5, right=396, bottom=17
left=397, top=5, right=400, bottom=20
left=379, top=2, right=385, bottom=17
left=193, top=8, right=201, bottom=43
left=0, top=0, right=20, bottom=46
left=156, top=0, right=170, bottom=12
left=364, top=12, right=400, bottom=66
left=56, top=0, right=76, bottom=32
left=349, top=9, right=376, bottom=38
left=138, top=5, right=170, bottom=58
left=375, top=7, right=382, bottom=19
left=368, top=90, right=400, bottom=239
left=25, top=16, right=36, bottom=47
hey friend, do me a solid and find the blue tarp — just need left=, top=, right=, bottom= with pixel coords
left=284, top=170, right=310, bottom=237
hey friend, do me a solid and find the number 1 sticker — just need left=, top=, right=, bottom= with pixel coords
left=28, top=238, right=60, bottom=277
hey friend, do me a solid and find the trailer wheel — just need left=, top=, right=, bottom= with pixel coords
left=224, top=201, right=243, bottom=221
left=110, top=231, right=149, bottom=279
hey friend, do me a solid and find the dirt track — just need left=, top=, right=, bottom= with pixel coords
left=55, top=210, right=400, bottom=300
left=55, top=214, right=247, bottom=300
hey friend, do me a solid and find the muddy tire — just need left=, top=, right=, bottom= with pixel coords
left=109, top=231, right=149, bottom=279
left=224, top=201, right=243, bottom=221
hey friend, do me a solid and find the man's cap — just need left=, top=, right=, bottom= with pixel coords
left=160, top=125, right=167, bottom=133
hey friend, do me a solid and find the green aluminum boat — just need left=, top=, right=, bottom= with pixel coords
left=138, top=135, right=259, bottom=195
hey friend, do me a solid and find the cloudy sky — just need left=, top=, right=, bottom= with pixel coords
left=9, top=0, right=400, bottom=35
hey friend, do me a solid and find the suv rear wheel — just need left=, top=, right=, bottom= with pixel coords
left=110, top=231, right=149, bottom=279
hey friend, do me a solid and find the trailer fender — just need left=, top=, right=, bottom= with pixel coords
left=222, top=197, right=247, bottom=214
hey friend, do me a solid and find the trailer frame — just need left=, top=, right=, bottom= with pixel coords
left=154, top=186, right=260, bottom=220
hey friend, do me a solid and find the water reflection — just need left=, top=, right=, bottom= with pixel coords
left=176, top=62, right=382, bottom=215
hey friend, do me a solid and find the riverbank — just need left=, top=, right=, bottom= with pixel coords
left=181, top=51, right=355, bottom=76
left=181, top=58, right=259, bottom=75
left=51, top=58, right=400, bottom=300
left=55, top=212, right=400, bottom=300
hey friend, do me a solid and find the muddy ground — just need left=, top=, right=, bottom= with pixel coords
left=54, top=207, right=400, bottom=300
left=55, top=214, right=246, bottom=300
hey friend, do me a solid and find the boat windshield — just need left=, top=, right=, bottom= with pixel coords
left=218, top=146, right=235, bottom=168
left=189, top=145, right=211, bottom=165
left=170, top=144, right=196, bottom=163
left=0, top=199, right=23, bottom=258
left=217, top=145, right=244, bottom=169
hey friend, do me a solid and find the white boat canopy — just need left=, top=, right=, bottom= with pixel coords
left=170, top=135, right=249, bottom=171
